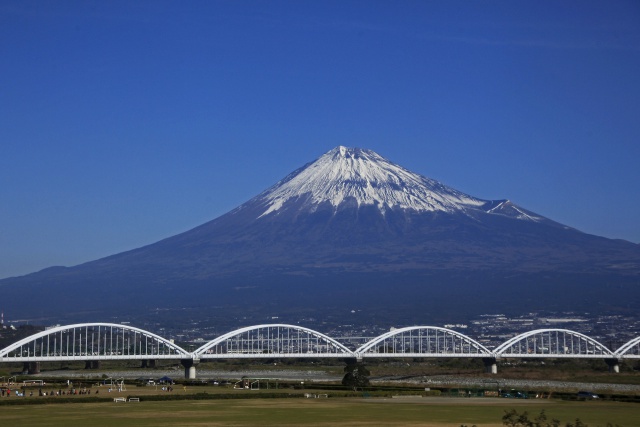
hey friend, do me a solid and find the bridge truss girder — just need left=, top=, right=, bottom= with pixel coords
left=355, top=326, right=492, bottom=359
left=193, top=324, right=355, bottom=359
left=0, top=323, right=191, bottom=362
left=2, top=323, right=639, bottom=368
left=615, top=336, right=640, bottom=359
left=493, top=328, right=614, bottom=359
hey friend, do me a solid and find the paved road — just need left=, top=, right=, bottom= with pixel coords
left=39, top=368, right=341, bottom=382
left=25, top=369, right=640, bottom=394
left=374, top=374, right=640, bottom=394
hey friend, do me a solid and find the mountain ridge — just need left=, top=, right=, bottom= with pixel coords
left=1, top=146, right=639, bottom=324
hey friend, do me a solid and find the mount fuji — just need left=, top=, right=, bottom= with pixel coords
left=2, top=146, right=639, bottom=324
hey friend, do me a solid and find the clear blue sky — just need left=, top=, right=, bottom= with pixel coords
left=2, top=1, right=639, bottom=279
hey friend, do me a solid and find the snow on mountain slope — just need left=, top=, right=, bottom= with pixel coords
left=257, top=146, right=487, bottom=218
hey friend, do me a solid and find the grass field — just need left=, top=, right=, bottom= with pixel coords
left=1, top=359, right=639, bottom=426
left=0, top=396, right=636, bottom=426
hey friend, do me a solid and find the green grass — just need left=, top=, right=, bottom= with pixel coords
left=0, top=396, right=636, bottom=426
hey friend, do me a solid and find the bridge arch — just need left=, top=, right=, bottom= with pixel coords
left=194, top=324, right=355, bottom=359
left=356, top=326, right=492, bottom=358
left=0, top=323, right=191, bottom=362
left=494, top=329, right=614, bottom=358
left=614, top=336, right=640, bottom=359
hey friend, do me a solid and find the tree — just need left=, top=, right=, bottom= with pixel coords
left=533, top=410, right=561, bottom=427
left=502, top=409, right=534, bottom=427
left=341, top=361, right=370, bottom=390
left=500, top=410, right=620, bottom=427
left=502, top=410, right=560, bottom=427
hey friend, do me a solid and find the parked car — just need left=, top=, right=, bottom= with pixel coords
left=512, top=390, right=529, bottom=399
left=577, top=391, right=599, bottom=399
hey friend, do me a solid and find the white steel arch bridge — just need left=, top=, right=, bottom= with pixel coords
left=355, top=326, right=492, bottom=358
left=1, top=323, right=639, bottom=378
left=193, top=324, right=353, bottom=359
left=0, top=323, right=191, bottom=362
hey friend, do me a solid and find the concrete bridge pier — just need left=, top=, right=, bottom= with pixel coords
left=483, top=357, right=498, bottom=374
left=605, top=358, right=620, bottom=373
left=23, top=362, right=40, bottom=374
left=181, top=358, right=199, bottom=379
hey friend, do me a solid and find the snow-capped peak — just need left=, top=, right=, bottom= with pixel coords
left=257, top=146, right=486, bottom=217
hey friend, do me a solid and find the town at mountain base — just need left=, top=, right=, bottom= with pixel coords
left=2, top=147, right=639, bottom=324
